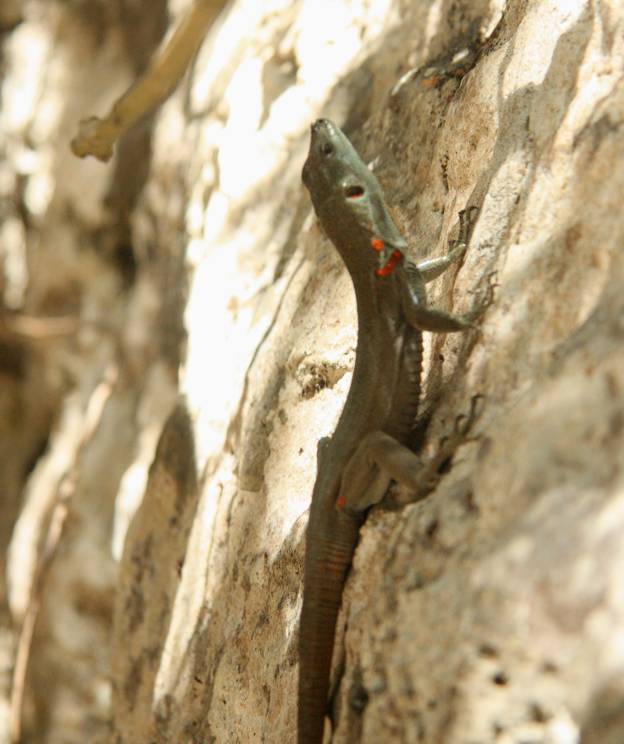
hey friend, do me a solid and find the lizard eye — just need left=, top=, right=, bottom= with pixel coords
left=320, top=142, right=334, bottom=156
left=345, top=185, right=365, bottom=199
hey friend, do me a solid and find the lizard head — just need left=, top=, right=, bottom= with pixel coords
left=302, top=119, right=406, bottom=278
left=302, top=119, right=370, bottom=201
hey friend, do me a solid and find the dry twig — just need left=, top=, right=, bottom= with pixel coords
left=71, top=0, right=221, bottom=162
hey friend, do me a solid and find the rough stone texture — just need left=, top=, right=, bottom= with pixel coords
left=1, top=0, right=624, bottom=743
left=1, top=2, right=176, bottom=742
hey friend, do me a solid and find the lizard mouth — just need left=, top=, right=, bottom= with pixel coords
left=370, top=237, right=404, bottom=277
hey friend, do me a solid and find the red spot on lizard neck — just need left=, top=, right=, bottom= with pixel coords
left=375, top=249, right=404, bottom=278
left=371, top=237, right=385, bottom=252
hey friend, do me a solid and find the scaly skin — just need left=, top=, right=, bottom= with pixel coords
left=299, top=119, right=481, bottom=744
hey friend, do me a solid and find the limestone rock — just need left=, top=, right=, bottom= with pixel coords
left=2, top=1, right=624, bottom=743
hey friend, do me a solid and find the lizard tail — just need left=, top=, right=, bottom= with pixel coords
left=298, top=522, right=359, bottom=744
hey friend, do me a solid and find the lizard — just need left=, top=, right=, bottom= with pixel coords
left=298, top=118, right=490, bottom=744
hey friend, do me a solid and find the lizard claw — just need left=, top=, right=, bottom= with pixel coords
left=457, top=206, right=479, bottom=242
left=464, top=270, right=497, bottom=326
left=448, top=207, right=479, bottom=258
left=454, top=394, right=484, bottom=436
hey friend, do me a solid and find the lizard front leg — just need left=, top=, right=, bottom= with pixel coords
left=400, top=265, right=495, bottom=333
left=413, top=207, right=478, bottom=282
left=401, top=208, right=494, bottom=331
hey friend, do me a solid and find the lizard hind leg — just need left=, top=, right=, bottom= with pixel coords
left=336, top=431, right=424, bottom=515
left=336, top=396, right=485, bottom=515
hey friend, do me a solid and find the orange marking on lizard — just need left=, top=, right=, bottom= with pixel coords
left=371, top=237, right=385, bottom=252
left=375, top=249, right=404, bottom=277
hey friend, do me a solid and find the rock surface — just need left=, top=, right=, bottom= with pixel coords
left=1, top=1, right=624, bottom=743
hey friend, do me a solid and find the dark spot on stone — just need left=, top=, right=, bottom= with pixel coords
left=609, top=409, right=624, bottom=437
left=437, top=455, right=453, bottom=474
left=478, top=643, right=498, bottom=658
left=478, top=436, right=492, bottom=459
left=492, top=671, right=508, bottom=686
left=542, top=661, right=559, bottom=674
left=530, top=702, right=549, bottom=723
left=463, top=490, right=479, bottom=513
left=349, top=679, right=369, bottom=713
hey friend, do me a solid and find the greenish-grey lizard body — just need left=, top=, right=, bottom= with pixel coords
left=298, top=119, right=488, bottom=743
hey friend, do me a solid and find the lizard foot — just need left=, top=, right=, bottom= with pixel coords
left=444, top=206, right=479, bottom=261
left=457, top=205, right=479, bottom=244
left=395, top=393, right=485, bottom=505
left=336, top=395, right=485, bottom=514
left=463, top=270, right=498, bottom=327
